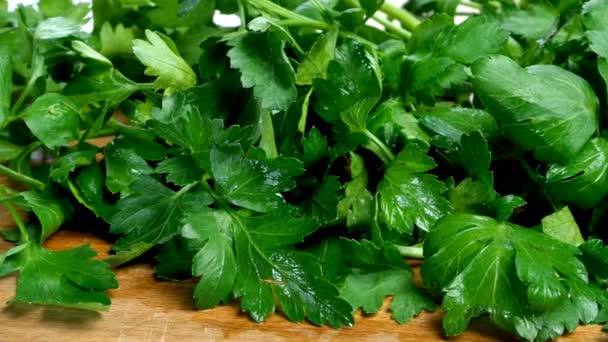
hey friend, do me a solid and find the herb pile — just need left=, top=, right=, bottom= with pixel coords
left=1, top=0, right=608, bottom=339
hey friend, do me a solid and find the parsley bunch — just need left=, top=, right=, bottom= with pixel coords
left=1, top=0, right=608, bottom=339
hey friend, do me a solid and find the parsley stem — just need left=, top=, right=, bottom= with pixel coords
left=246, top=0, right=330, bottom=29
left=0, top=188, right=30, bottom=243
left=173, top=181, right=199, bottom=199
left=379, top=3, right=420, bottom=31
left=0, top=164, right=45, bottom=190
left=370, top=14, right=411, bottom=40
left=460, top=0, right=482, bottom=10
left=364, top=130, right=395, bottom=163
left=237, top=0, right=247, bottom=30
left=395, top=244, right=424, bottom=259
left=341, top=0, right=411, bottom=40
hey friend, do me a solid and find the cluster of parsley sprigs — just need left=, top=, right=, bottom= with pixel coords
left=1, top=0, right=608, bottom=339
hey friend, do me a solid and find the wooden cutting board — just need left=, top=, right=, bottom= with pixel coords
left=0, top=185, right=605, bottom=341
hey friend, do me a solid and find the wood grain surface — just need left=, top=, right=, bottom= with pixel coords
left=0, top=175, right=605, bottom=341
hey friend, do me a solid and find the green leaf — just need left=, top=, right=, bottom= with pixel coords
left=50, top=143, right=98, bottom=183
left=472, top=55, right=598, bottom=163
left=105, top=242, right=154, bottom=268
left=34, top=17, right=83, bottom=40
left=501, top=5, right=558, bottom=40
left=405, top=57, right=467, bottom=104
left=546, top=138, right=608, bottom=208
left=303, top=176, right=341, bottom=225
left=583, top=0, right=608, bottom=58
left=20, top=190, right=73, bottom=242
left=302, top=127, right=329, bottom=167
left=0, top=242, right=118, bottom=311
left=64, top=68, right=138, bottom=107
left=378, top=144, right=451, bottom=233
left=340, top=240, right=436, bottom=323
left=579, top=239, right=608, bottom=285
left=453, top=132, right=492, bottom=185
left=0, top=140, right=23, bottom=162
left=437, top=16, right=509, bottom=64
left=70, top=165, right=114, bottom=220
left=373, top=99, right=430, bottom=145
left=227, top=31, right=296, bottom=111
left=132, top=30, right=196, bottom=91
left=422, top=213, right=602, bottom=340
left=599, top=58, right=608, bottom=102
left=541, top=207, right=584, bottom=247
left=71, top=40, right=113, bottom=66
left=359, top=0, right=383, bottom=16
left=109, top=177, right=213, bottom=250
left=417, top=106, right=498, bottom=149
left=155, top=155, right=203, bottom=186
left=338, top=153, right=374, bottom=230
left=104, top=136, right=153, bottom=193
left=448, top=178, right=494, bottom=214
left=491, top=195, right=527, bottom=222
left=296, top=25, right=339, bottom=85
left=0, top=55, right=10, bottom=125
left=183, top=205, right=352, bottom=327
left=314, top=40, right=382, bottom=125
left=22, top=94, right=81, bottom=149
left=99, top=23, right=135, bottom=57
left=182, top=209, right=236, bottom=309
left=155, top=236, right=204, bottom=280
left=210, top=145, right=295, bottom=213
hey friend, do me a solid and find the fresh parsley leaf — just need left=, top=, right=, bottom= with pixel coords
left=100, top=22, right=134, bottom=57
left=227, top=31, right=297, bottom=111
left=109, top=177, right=213, bottom=250
left=422, top=213, right=606, bottom=340
left=296, top=25, right=339, bottom=85
left=22, top=94, right=81, bottom=149
left=340, top=240, right=436, bottom=323
left=338, top=152, right=374, bottom=230
left=417, top=106, right=498, bottom=149
left=541, top=206, right=584, bottom=247
left=50, top=143, right=98, bottom=183
left=19, top=190, right=73, bottom=242
left=155, top=155, right=203, bottom=186
left=0, top=242, right=118, bottom=311
left=104, top=136, right=153, bottom=193
left=472, top=55, right=598, bottom=162
left=133, top=30, right=197, bottom=91
left=546, top=138, right=608, bottom=209
left=579, top=239, right=608, bottom=286
left=313, top=40, right=381, bottom=125
left=210, top=145, right=295, bottom=213
left=183, top=206, right=354, bottom=327
left=377, top=143, right=452, bottom=233
left=582, top=0, right=608, bottom=58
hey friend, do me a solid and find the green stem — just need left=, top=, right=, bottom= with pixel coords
left=341, top=0, right=412, bottom=40
left=460, top=0, right=482, bottom=10
left=364, top=130, right=395, bottom=163
left=298, top=87, right=314, bottom=133
left=246, top=0, right=329, bottom=29
left=395, top=244, right=424, bottom=259
left=105, top=118, right=155, bottom=140
left=237, top=0, right=247, bottom=30
left=0, top=164, right=45, bottom=190
left=0, top=188, right=30, bottom=243
left=172, top=181, right=199, bottom=199
left=379, top=2, right=420, bottom=31
left=371, top=14, right=411, bottom=40
left=275, top=19, right=331, bottom=30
